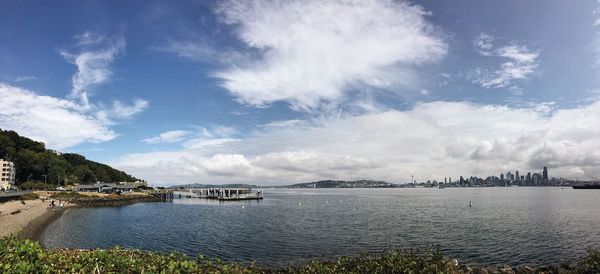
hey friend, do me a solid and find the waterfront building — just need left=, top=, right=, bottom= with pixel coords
left=515, top=171, right=520, bottom=182
left=543, top=167, right=548, bottom=182
left=77, top=182, right=140, bottom=193
left=0, top=159, right=15, bottom=191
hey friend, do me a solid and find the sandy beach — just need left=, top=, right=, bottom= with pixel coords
left=0, top=199, right=69, bottom=240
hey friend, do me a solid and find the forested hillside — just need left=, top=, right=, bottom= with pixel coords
left=0, top=129, right=140, bottom=185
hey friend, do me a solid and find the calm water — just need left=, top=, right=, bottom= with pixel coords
left=41, top=188, right=600, bottom=267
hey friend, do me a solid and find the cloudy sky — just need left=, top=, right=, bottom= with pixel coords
left=2, top=0, right=600, bottom=186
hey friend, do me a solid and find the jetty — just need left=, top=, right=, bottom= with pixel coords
left=173, top=188, right=263, bottom=201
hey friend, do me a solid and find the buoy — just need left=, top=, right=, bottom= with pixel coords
left=469, top=201, right=472, bottom=207
left=298, top=202, right=302, bottom=206
left=241, top=205, right=245, bottom=208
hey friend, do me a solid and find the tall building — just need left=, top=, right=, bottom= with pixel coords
left=542, top=167, right=548, bottom=182
left=515, top=171, right=520, bottom=182
left=0, top=159, right=15, bottom=190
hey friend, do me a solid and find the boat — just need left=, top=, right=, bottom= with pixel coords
left=572, top=184, right=600, bottom=189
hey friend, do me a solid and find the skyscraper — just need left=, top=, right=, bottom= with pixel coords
left=542, top=167, right=548, bottom=182
left=515, top=170, right=520, bottom=181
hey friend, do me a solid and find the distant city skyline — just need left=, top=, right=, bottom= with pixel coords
left=2, top=1, right=600, bottom=185
left=411, top=166, right=561, bottom=186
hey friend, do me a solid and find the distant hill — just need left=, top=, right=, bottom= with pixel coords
left=288, top=180, right=397, bottom=188
left=169, top=183, right=259, bottom=189
left=0, top=129, right=141, bottom=185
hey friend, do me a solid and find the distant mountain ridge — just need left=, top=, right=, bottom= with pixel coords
left=0, top=129, right=141, bottom=185
left=288, top=180, right=397, bottom=188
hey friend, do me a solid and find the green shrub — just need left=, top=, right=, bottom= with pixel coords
left=3, top=235, right=599, bottom=273
left=49, top=191, right=86, bottom=200
left=575, top=249, right=600, bottom=274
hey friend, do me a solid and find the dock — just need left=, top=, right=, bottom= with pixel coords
left=173, top=188, right=263, bottom=201
left=148, top=190, right=174, bottom=202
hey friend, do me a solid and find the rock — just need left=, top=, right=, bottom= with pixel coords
left=476, top=268, right=490, bottom=274
left=498, top=266, right=515, bottom=274
left=515, top=266, right=535, bottom=274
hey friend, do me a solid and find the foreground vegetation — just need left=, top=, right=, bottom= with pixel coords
left=1, top=237, right=600, bottom=273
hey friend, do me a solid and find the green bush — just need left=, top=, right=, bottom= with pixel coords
left=49, top=191, right=86, bottom=200
left=19, top=181, right=55, bottom=191
left=2, top=236, right=599, bottom=273
left=575, top=249, right=600, bottom=274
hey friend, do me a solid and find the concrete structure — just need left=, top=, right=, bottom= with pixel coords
left=0, top=159, right=15, bottom=191
left=173, top=188, right=263, bottom=201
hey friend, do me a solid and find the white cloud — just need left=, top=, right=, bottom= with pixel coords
left=473, top=32, right=494, bottom=56
left=95, top=99, right=149, bottom=124
left=113, top=100, right=600, bottom=186
left=142, top=130, right=191, bottom=144
left=0, top=32, right=147, bottom=150
left=0, top=83, right=116, bottom=149
left=182, top=138, right=240, bottom=149
left=61, top=34, right=126, bottom=107
left=471, top=36, right=539, bottom=89
left=211, top=0, right=446, bottom=110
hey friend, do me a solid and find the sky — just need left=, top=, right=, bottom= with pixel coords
left=2, top=0, right=600, bottom=186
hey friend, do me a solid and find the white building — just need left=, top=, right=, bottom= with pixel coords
left=0, top=159, right=15, bottom=191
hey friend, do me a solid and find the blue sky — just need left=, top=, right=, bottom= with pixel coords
left=2, top=0, right=600, bottom=185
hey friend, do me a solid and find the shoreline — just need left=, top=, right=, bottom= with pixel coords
left=1, top=193, right=163, bottom=242
left=18, top=206, right=70, bottom=241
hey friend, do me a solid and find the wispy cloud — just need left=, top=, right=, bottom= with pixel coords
left=473, top=32, right=494, bottom=56
left=471, top=34, right=539, bottom=89
left=142, top=130, right=191, bottom=144
left=60, top=34, right=126, bottom=107
left=95, top=99, right=149, bottom=125
left=0, top=32, right=147, bottom=150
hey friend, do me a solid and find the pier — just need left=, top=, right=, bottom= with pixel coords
left=148, top=190, right=174, bottom=202
left=173, top=188, right=263, bottom=201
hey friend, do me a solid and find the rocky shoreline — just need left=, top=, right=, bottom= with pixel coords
left=63, top=194, right=162, bottom=207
